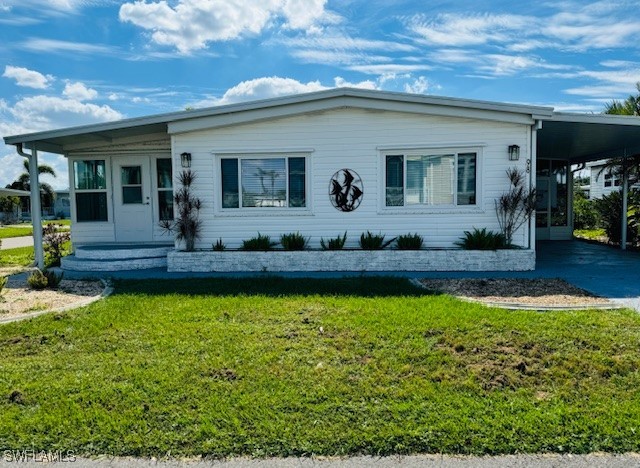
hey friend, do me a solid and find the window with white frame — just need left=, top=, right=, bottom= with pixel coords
left=73, top=159, right=108, bottom=222
left=604, top=172, right=621, bottom=188
left=220, top=155, right=307, bottom=209
left=384, top=150, right=477, bottom=207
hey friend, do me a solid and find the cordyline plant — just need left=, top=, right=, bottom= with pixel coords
left=160, top=170, right=202, bottom=251
left=495, top=168, right=536, bottom=245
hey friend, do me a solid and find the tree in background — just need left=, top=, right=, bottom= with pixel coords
left=605, top=82, right=640, bottom=116
left=6, top=160, right=57, bottom=214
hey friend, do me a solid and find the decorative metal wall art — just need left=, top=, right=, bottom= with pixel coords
left=329, top=169, right=363, bottom=212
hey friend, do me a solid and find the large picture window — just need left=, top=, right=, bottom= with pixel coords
left=384, top=150, right=477, bottom=207
left=73, top=160, right=108, bottom=222
left=220, top=155, right=307, bottom=209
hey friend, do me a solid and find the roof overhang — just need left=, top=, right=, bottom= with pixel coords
left=0, top=188, right=30, bottom=197
left=3, top=88, right=553, bottom=155
left=537, top=113, right=640, bottom=163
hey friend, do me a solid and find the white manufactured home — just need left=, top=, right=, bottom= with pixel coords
left=5, top=88, right=640, bottom=272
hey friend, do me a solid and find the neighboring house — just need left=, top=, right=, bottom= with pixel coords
left=0, top=187, right=29, bottom=223
left=52, top=189, right=71, bottom=219
left=4, top=88, right=640, bottom=271
left=586, top=160, right=640, bottom=200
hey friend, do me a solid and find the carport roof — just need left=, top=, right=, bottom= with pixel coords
left=537, top=113, right=640, bottom=163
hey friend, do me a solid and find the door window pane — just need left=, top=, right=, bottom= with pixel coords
left=241, top=158, right=286, bottom=208
left=550, top=160, right=568, bottom=227
left=156, top=159, right=173, bottom=189
left=76, top=192, right=107, bottom=222
left=158, top=190, right=174, bottom=221
left=74, top=160, right=106, bottom=190
left=123, top=186, right=143, bottom=204
left=121, top=166, right=141, bottom=185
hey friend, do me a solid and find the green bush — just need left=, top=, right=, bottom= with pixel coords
left=573, top=189, right=600, bottom=230
left=359, top=231, right=396, bottom=250
left=593, top=189, right=640, bottom=246
left=43, top=223, right=71, bottom=267
left=456, top=228, right=507, bottom=250
left=212, top=239, right=226, bottom=251
left=27, top=269, right=48, bottom=290
left=43, top=269, right=64, bottom=289
left=320, top=232, right=347, bottom=251
left=280, top=232, right=308, bottom=251
left=0, top=275, right=7, bottom=296
left=396, top=233, right=423, bottom=250
left=241, top=233, right=278, bottom=251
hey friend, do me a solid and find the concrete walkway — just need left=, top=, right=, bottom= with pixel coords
left=1, top=453, right=639, bottom=468
left=0, top=235, right=33, bottom=249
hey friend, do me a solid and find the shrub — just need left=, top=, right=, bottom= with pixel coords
left=27, top=269, right=48, bottom=290
left=573, top=189, right=600, bottom=230
left=396, top=233, right=423, bottom=250
left=359, top=231, right=396, bottom=250
left=594, top=189, right=640, bottom=246
left=456, top=228, right=507, bottom=250
left=495, top=168, right=536, bottom=245
left=320, top=232, right=347, bottom=250
left=213, top=239, right=226, bottom=251
left=280, top=232, right=308, bottom=251
left=241, top=233, right=278, bottom=251
left=160, top=170, right=203, bottom=251
left=43, top=223, right=71, bottom=267
left=0, top=275, right=7, bottom=296
left=43, top=269, right=64, bottom=289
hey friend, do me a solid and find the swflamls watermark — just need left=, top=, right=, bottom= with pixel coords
left=3, top=449, right=76, bottom=463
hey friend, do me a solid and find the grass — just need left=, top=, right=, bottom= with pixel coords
left=0, top=226, right=33, bottom=239
left=573, top=228, right=607, bottom=240
left=1, top=277, right=639, bottom=457
left=0, top=246, right=34, bottom=266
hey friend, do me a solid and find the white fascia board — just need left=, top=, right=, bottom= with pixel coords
left=549, top=112, right=640, bottom=126
left=168, top=95, right=539, bottom=135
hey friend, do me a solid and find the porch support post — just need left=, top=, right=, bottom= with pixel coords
left=17, top=143, right=45, bottom=268
left=621, top=153, right=628, bottom=251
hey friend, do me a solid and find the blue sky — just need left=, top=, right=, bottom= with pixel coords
left=1, top=0, right=639, bottom=190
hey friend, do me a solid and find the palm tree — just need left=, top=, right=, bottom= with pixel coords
left=605, top=82, right=640, bottom=116
left=7, top=160, right=57, bottom=214
left=597, top=83, right=640, bottom=248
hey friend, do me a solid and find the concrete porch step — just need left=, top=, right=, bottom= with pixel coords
left=74, top=244, right=174, bottom=260
left=62, top=243, right=174, bottom=272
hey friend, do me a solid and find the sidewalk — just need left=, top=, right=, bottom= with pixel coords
left=1, top=453, right=639, bottom=468
left=0, top=235, right=33, bottom=250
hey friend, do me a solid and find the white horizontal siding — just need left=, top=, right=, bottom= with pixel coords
left=174, top=108, right=532, bottom=249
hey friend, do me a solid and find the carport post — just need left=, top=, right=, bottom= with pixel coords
left=16, top=143, right=45, bottom=268
left=621, top=154, right=628, bottom=251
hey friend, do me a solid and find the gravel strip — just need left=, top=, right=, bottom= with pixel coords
left=0, top=273, right=104, bottom=320
left=419, top=278, right=615, bottom=309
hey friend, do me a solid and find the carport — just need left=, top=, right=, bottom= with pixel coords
left=536, top=112, right=640, bottom=248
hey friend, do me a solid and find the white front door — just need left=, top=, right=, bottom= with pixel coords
left=113, top=157, right=153, bottom=242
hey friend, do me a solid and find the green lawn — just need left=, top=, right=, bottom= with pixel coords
left=1, top=277, right=639, bottom=457
left=573, top=228, right=607, bottom=241
left=0, top=226, right=33, bottom=239
left=0, top=246, right=34, bottom=266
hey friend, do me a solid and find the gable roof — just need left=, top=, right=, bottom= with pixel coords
left=3, top=88, right=554, bottom=154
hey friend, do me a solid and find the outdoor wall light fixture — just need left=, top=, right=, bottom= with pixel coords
left=180, top=152, right=192, bottom=168
left=508, top=145, right=520, bottom=161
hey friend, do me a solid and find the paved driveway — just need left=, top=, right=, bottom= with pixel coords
left=0, top=235, right=33, bottom=250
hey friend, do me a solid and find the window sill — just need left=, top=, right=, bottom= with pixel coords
left=378, top=207, right=485, bottom=215
left=215, top=210, right=314, bottom=217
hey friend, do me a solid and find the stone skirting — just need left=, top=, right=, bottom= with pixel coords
left=167, top=249, right=535, bottom=272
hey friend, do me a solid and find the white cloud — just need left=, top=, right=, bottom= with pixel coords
left=333, top=77, right=378, bottom=90
left=2, top=65, right=54, bottom=89
left=404, top=76, right=431, bottom=95
left=196, top=76, right=327, bottom=107
left=63, top=81, right=98, bottom=101
left=20, top=38, right=116, bottom=55
left=349, top=64, right=433, bottom=75
left=119, top=0, right=339, bottom=54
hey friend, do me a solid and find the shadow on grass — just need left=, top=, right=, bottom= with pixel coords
left=112, top=276, right=432, bottom=298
